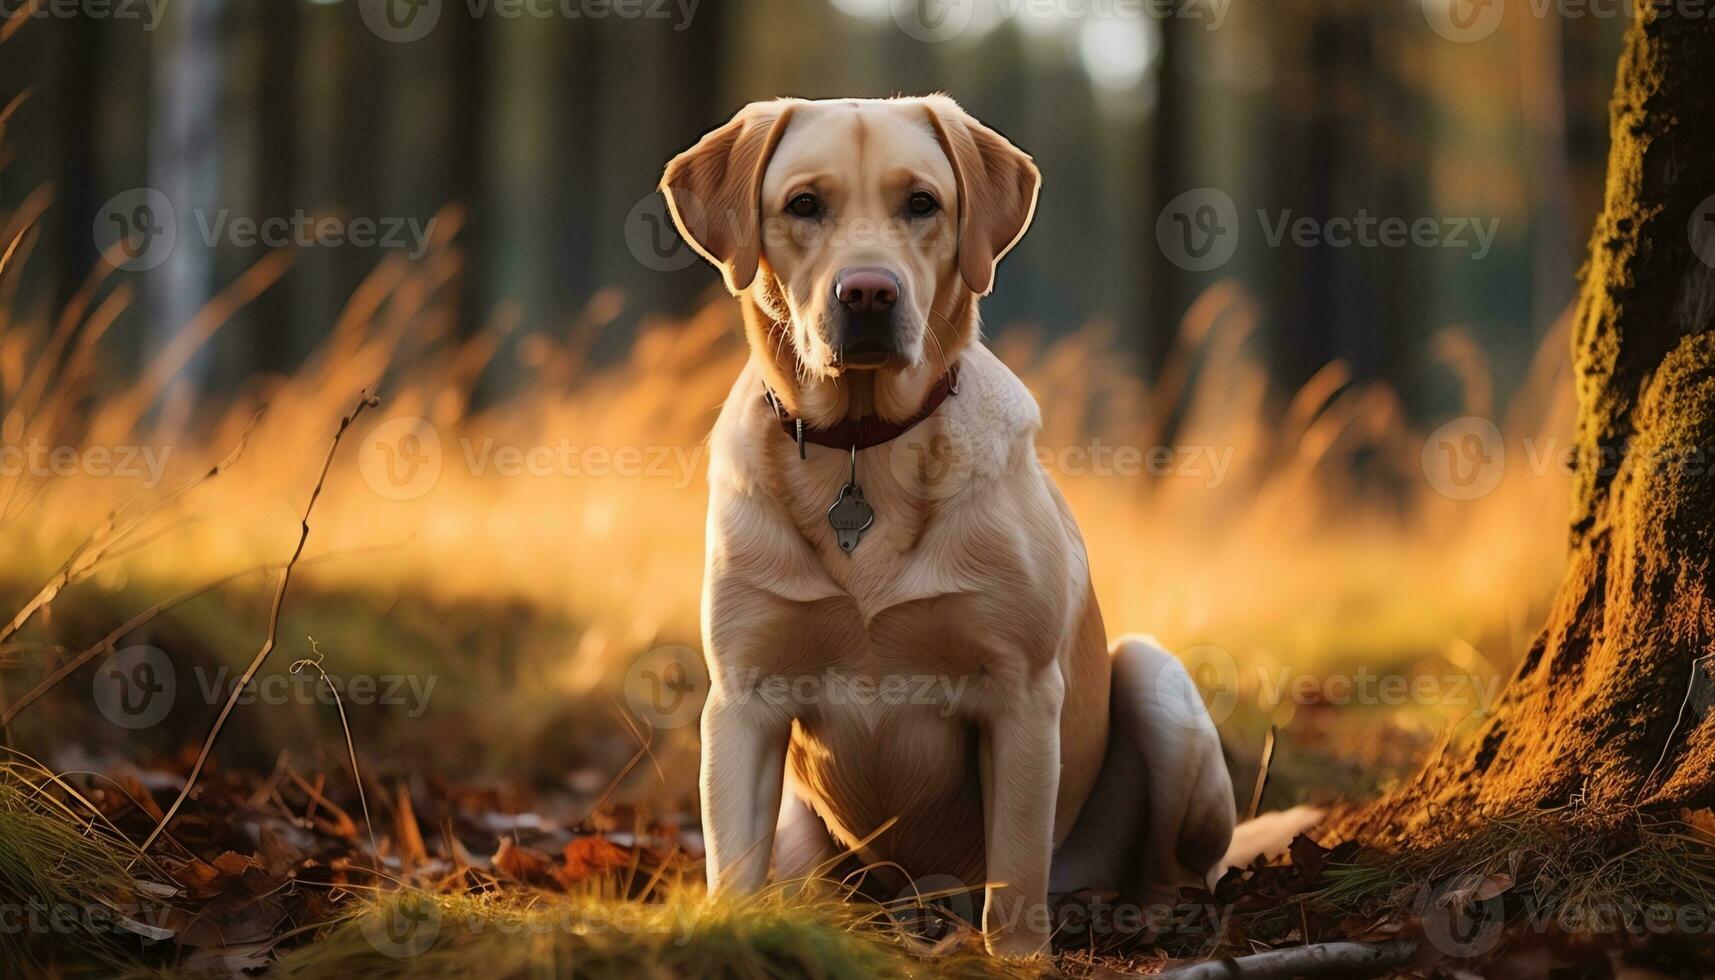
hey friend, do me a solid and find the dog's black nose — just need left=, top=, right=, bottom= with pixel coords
left=834, top=268, right=899, bottom=315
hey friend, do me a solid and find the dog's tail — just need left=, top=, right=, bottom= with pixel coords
left=1218, top=804, right=1325, bottom=876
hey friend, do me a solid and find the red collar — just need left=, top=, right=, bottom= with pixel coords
left=764, top=363, right=961, bottom=458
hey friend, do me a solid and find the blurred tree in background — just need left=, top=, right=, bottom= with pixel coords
left=0, top=0, right=1624, bottom=422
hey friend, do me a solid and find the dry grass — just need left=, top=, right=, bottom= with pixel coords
left=2, top=222, right=1573, bottom=752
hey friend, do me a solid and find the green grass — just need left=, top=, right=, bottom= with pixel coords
left=279, top=888, right=1034, bottom=980
left=0, top=756, right=168, bottom=973
left=1304, top=809, right=1715, bottom=934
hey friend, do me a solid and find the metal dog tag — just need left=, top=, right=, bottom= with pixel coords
left=827, top=483, right=874, bottom=554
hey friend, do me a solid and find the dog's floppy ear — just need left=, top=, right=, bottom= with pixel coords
left=660, top=101, right=797, bottom=294
left=923, top=96, right=1041, bottom=296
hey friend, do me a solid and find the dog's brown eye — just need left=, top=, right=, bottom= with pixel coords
left=787, top=193, right=821, bottom=219
left=907, top=191, right=939, bottom=217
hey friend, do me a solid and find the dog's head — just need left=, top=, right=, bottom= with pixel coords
left=660, top=96, right=1038, bottom=383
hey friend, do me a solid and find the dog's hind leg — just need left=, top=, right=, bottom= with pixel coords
left=1050, top=635, right=1236, bottom=902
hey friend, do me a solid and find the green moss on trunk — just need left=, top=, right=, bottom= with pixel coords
left=1350, top=2, right=1715, bottom=845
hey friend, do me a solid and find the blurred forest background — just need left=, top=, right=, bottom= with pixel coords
left=0, top=0, right=1636, bottom=850
left=0, top=2, right=1686, bottom=973
left=1, top=0, right=1623, bottom=414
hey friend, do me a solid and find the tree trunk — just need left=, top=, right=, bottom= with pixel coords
left=1350, top=2, right=1715, bottom=846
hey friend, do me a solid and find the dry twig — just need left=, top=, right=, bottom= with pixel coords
left=139, top=390, right=376, bottom=854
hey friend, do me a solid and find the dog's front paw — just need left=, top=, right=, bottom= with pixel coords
left=982, top=902, right=1052, bottom=959
left=983, top=927, right=1050, bottom=960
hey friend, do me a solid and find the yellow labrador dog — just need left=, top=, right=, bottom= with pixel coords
left=660, top=95, right=1235, bottom=956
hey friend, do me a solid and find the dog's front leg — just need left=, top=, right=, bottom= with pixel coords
left=978, top=672, right=1064, bottom=958
left=700, top=687, right=790, bottom=896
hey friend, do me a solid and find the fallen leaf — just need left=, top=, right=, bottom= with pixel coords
left=258, top=824, right=307, bottom=877
left=211, top=851, right=259, bottom=877
left=394, top=784, right=429, bottom=871
left=111, top=770, right=167, bottom=823
left=170, top=859, right=224, bottom=899
left=493, top=838, right=555, bottom=884
left=1681, top=808, right=1715, bottom=841
left=557, top=835, right=634, bottom=885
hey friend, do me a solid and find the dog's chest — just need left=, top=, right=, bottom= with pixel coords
left=717, top=543, right=1068, bottom=730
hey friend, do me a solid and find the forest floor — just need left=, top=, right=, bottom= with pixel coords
left=6, top=578, right=1715, bottom=979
